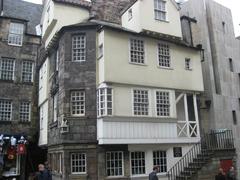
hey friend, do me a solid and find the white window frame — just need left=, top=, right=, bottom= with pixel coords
left=132, top=89, right=150, bottom=116
left=129, top=38, right=145, bottom=65
left=22, top=61, right=34, bottom=83
left=153, top=150, right=167, bottom=173
left=130, top=151, right=146, bottom=176
left=71, top=153, right=87, bottom=175
left=158, top=43, right=171, bottom=68
left=56, top=49, right=59, bottom=71
left=40, top=106, right=44, bottom=130
left=19, top=101, right=31, bottom=122
left=185, top=58, right=192, bottom=70
left=97, top=87, right=113, bottom=117
left=59, top=152, right=63, bottom=174
left=155, top=90, right=170, bottom=117
left=128, top=9, right=133, bottom=21
left=72, top=34, right=86, bottom=62
left=8, top=22, right=24, bottom=46
left=155, top=89, right=175, bottom=118
left=0, top=58, right=15, bottom=81
left=154, top=0, right=167, bottom=21
left=106, top=151, right=124, bottom=177
left=98, top=44, right=103, bottom=59
left=70, top=90, right=85, bottom=116
left=53, top=93, right=58, bottom=122
left=0, top=99, right=12, bottom=121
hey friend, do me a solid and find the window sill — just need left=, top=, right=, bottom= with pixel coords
left=0, top=120, right=12, bottom=124
left=129, top=62, right=147, bottom=66
left=0, top=79, right=14, bottom=83
left=130, top=174, right=147, bottom=178
left=157, top=66, right=173, bottom=70
left=71, top=115, right=86, bottom=118
left=8, top=43, right=23, bottom=47
left=185, top=68, right=193, bottom=71
left=106, top=176, right=127, bottom=179
left=69, top=174, right=88, bottom=180
left=22, top=82, right=34, bottom=85
left=71, top=60, right=86, bottom=63
left=155, top=19, right=169, bottom=23
left=19, top=120, right=31, bottom=124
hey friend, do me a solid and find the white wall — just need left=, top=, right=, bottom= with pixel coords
left=38, top=101, right=49, bottom=146
left=121, top=0, right=182, bottom=37
left=98, top=29, right=204, bottom=92
left=42, top=1, right=90, bottom=47
left=111, top=85, right=176, bottom=118
left=38, top=59, right=49, bottom=106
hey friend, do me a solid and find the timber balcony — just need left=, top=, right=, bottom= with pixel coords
left=97, top=93, right=201, bottom=145
left=167, top=129, right=235, bottom=180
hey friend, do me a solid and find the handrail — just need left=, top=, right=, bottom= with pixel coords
left=167, top=130, right=234, bottom=180
left=167, top=142, right=202, bottom=180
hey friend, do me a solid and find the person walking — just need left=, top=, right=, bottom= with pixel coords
left=149, top=166, right=159, bottom=180
left=215, top=168, right=226, bottom=180
left=226, top=166, right=236, bottom=180
left=36, top=164, right=52, bottom=180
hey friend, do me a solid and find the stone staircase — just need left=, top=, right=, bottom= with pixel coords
left=167, top=130, right=235, bottom=180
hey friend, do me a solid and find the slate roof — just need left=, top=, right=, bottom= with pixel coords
left=1, top=0, right=43, bottom=35
left=53, top=0, right=91, bottom=9
left=91, top=0, right=136, bottom=24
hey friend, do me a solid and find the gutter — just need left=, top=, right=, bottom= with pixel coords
left=0, top=0, right=3, bottom=16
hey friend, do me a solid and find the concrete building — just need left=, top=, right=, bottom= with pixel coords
left=181, top=0, right=240, bottom=177
left=38, top=0, right=206, bottom=179
left=0, top=0, right=43, bottom=179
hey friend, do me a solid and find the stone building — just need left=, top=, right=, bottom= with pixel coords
left=180, top=0, right=240, bottom=178
left=0, top=0, right=43, bottom=179
left=38, top=0, right=210, bottom=179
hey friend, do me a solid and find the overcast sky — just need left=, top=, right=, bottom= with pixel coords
left=24, top=0, right=240, bottom=37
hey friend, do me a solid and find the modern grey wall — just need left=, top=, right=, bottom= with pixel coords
left=181, top=0, right=240, bottom=177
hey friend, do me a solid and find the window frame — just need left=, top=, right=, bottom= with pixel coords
left=153, top=150, right=167, bottom=173
left=128, top=9, right=133, bottom=21
left=53, top=93, right=58, bottom=122
left=98, top=43, right=104, bottom=59
left=21, top=60, right=34, bottom=83
left=132, top=89, right=150, bottom=116
left=158, top=43, right=171, bottom=69
left=71, top=34, right=86, bottom=62
left=70, top=153, right=87, bottom=175
left=0, top=57, right=15, bottom=81
left=8, top=22, right=24, bottom=46
left=106, top=151, right=124, bottom=177
left=70, top=90, right=85, bottom=117
left=154, top=0, right=167, bottom=22
left=19, top=101, right=31, bottom=122
left=130, top=151, right=146, bottom=176
left=185, top=58, right=192, bottom=70
left=97, top=87, right=113, bottom=117
left=129, top=38, right=146, bottom=65
left=155, top=89, right=173, bottom=118
left=0, top=99, right=12, bottom=121
left=40, top=106, right=44, bottom=130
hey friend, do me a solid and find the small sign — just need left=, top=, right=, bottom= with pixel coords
left=173, top=147, right=182, bottom=157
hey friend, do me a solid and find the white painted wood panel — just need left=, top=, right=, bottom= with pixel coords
left=97, top=118, right=200, bottom=144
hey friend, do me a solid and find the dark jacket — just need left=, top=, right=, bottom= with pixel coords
left=149, top=171, right=158, bottom=180
left=36, top=169, right=52, bottom=180
left=227, top=171, right=236, bottom=180
left=215, top=173, right=226, bottom=180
